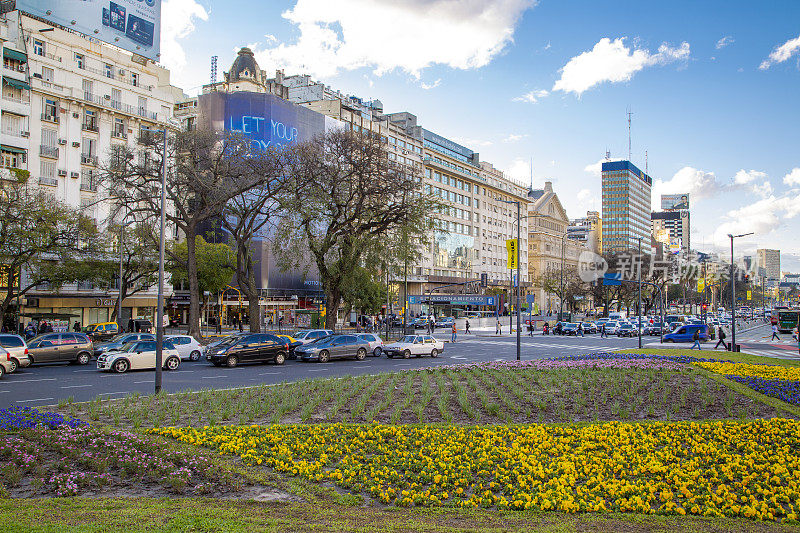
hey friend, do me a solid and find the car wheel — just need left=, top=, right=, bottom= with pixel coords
left=387, top=353, right=394, bottom=359
left=275, top=352, right=286, bottom=365
left=189, top=350, right=201, bottom=361
left=7, top=358, right=17, bottom=373
left=403, top=349, right=411, bottom=359
left=0, top=364, right=4, bottom=378
left=226, top=355, right=238, bottom=368
left=355, top=348, right=366, bottom=361
left=113, top=359, right=129, bottom=373
left=373, top=347, right=382, bottom=357
left=318, top=350, right=330, bottom=363
left=665, top=339, right=674, bottom=343
left=431, top=349, right=439, bottom=358
left=165, top=356, right=180, bottom=370
left=76, top=352, right=90, bottom=365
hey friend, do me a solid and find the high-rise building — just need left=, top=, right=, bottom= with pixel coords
left=601, top=160, right=652, bottom=253
left=651, top=210, right=690, bottom=255
left=568, top=211, right=602, bottom=252
left=757, top=249, right=781, bottom=281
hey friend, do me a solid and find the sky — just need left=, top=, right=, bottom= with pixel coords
left=159, top=0, right=800, bottom=271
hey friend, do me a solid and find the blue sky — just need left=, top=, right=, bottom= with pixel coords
left=161, top=0, right=800, bottom=270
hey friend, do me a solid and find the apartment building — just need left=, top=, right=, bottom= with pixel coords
left=757, top=249, right=781, bottom=281
left=567, top=211, right=602, bottom=252
left=0, top=11, right=176, bottom=329
left=651, top=210, right=690, bottom=255
left=601, top=160, right=652, bottom=253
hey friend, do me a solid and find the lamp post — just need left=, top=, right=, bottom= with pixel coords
left=154, top=126, right=170, bottom=394
left=637, top=237, right=642, bottom=349
left=558, top=232, right=569, bottom=321
left=728, top=232, right=754, bottom=352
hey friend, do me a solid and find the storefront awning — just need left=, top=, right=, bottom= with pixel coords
left=21, top=312, right=80, bottom=320
left=2, top=76, right=30, bottom=90
left=3, top=48, right=27, bottom=63
left=0, top=145, right=26, bottom=154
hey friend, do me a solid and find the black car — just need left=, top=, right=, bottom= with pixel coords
left=561, top=322, right=580, bottom=336
left=206, top=333, right=288, bottom=367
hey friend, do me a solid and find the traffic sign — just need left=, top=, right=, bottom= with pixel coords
left=506, top=239, right=518, bottom=269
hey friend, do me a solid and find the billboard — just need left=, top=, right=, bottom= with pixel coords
left=17, top=0, right=161, bottom=61
left=661, top=193, right=690, bottom=211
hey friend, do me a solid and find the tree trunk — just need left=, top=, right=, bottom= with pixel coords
left=325, top=287, right=341, bottom=330
left=110, top=279, right=129, bottom=322
left=185, top=228, right=202, bottom=338
left=235, top=238, right=261, bottom=334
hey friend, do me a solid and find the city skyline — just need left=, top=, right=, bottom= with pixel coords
left=161, top=0, right=800, bottom=269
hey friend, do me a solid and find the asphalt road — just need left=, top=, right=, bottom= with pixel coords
left=2, top=332, right=645, bottom=406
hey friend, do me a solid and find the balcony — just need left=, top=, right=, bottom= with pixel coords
left=112, top=130, right=127, bottom=140
left=39, top=145, right=58, bottom=158
left=77, top=64, right=154, bottom=91
left=82, top=119, right=99, bottom=133
left=38, top=176, right=57, bottom=187
left=80, top=182, right=98, bottom=192
left=81, top=154, right=98, bottom=166
left=40, top=113, right=59, bottom=124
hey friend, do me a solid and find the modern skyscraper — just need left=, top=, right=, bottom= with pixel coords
left=601, top=160, right=652, bottom=253
left=757, top=249, right=781, bottom=281
left=651, top=210, right=690, bottom=255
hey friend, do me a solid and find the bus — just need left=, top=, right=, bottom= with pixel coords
left=777, top=310, right=800, bottom=334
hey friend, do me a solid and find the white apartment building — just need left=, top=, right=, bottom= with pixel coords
left=756, top=249, right=780, bottom=281
left=0, top=11, right=177, bottom=329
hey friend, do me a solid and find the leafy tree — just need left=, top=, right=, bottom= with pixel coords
left=276, top=129, right=436, bottom=330
left=168, top=236, right=235, bottom=297
left=341, top=266, right=388, bottom=316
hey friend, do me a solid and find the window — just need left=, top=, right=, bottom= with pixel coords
left=131, top=72, right=139, bottom=87
left=43, top=98, right=58, bottom=120
left=41, top=128, right=57, bottom=147
left=41, top=66, right=54, bottom=82
left=40, top=160, right=55, bottom=177
left=111, top=88, right=122, bottom=110
left=74, top=53, right=84, bottom=69
left=81, top=137, right=96, bottom=157
left=113, top=117, right=125, bottom=138
left=137, top=96, right=147, bottom=116
left=83, top=109, right=98, bottom=131
left=33, top=39, right=44, bottom=56
left=82, top=79, right=92, bottom=99
left=104, top=63, right=113, bottom=78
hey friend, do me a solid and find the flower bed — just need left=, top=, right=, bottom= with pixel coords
left=153, top=419, right=800, bottom=522
left=0, top=406, right=84, bottom=430
left=695, top=362, right=800, bottom=382
left=422, top=357, right=685, bottom=372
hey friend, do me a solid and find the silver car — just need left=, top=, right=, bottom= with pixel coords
left=296, top=334, right=370, bottom=363
left=0, top=334, right=30, bottom=373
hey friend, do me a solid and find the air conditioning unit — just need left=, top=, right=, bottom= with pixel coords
left=20, top=131, right=29, bottom=137
left=58, top=169, right=67, bottom=177
left=70, top=172, right=79, bottom=179
left=118, top=69, right=126, bottom=75
left=58, top=138, right=67, bottom=145
left=72, top=112, right=79, bottom=118
left=72, top=141, right=80, bottom=147
left=32, top=73, right=42, bottom=79
left=104, top=94, right=111, bottom=100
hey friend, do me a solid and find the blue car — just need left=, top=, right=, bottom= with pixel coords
left=663, top=324, right=709, bottom=343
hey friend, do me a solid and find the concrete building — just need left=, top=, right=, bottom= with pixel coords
left=568, top=211, right=602, bottom=252
left=528, top=182, right=587, bottom=315
left=757, top=249, right=781, bottom=281
left=0, top=11, right=176, bottom=330
left=651, top=210, right=690, bottom=255
left=601, top=160, right=652, bottom=253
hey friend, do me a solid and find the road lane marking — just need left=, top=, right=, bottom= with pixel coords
left=4, top=378, right=57, bottom=384
left=201, top=376, right=228, bottom=379
left=60, top=384, right=93, bottom=389
left=258, top=372, right=281, bottom=376
left=16, top=398, right=54, bottom=403
left=307, top=369, right=327, bottom=372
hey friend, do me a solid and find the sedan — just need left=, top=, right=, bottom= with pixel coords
left=616, top=323, right=639, bottom=337
left=165, top=335, right=204, bottom=361
left=296, top=334, right=370, bottom=363
left=383, top=335, right=444, bottom=359
left=357, top=333, right=385, bottom=356
left=97, top=339, right=181, bottom=373
left=206, top=333, right=288, bottom=367
left=582, top=322, right=598, bottom=334
left=94, top=332, right=155, bottom=357
left=292, top=329, right=335, bottom=345
left=276, top=334, right=304, bottom=359
left=561, top=323, right=580, bottom=336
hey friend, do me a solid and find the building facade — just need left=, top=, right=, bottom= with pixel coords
left=0, top=11, right=176, bottom=330
left=568, top=211, right=602, bottom=252
left=757, top=249, right=781, bottom=281
left=601, top=160, right=652, bottom=253
left=651, top=210, right=690, bottom=255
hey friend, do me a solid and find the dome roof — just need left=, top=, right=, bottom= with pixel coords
left=228, top=47, right=262, bottom=83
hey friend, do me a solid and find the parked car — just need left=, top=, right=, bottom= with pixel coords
left=97, top=339, right=181, bottom=373
left=27, top=333, right=94, bottom=365
left=206, top=333, right=288, bottom=367
left=276, top=334, right=304, bottom=359
left=296, top=334, right=370, bottom=362
left=644, top=323, right=663, bottom=336
left=292, top=329, right=335, bottom=345
left=383, top=335, right=444, bottom=359
left=84, top=322, right=119, bottom=342
left=0, top=351, right=15, bottom=378
left=604, top=321, right=620, bottom=335
left=127, top=319, right=153, bottom=334
left=435, top=317, right=455, bottom=329
left=582, top=322, right=598, bottom=334
left=663, top=324, right=709, bottom=343
left=93, top=333, right=155, bottom=357
left=561, top=323, right=580, bottom=336
left=165, top=335, right=204, bottom=361
left=0, top=334, right=30, bottom=373
left=412, top=317, right=431, bottom=329
left=357, top=333, right=385, bottom=356
left=616, top=323, right=638, bottom=337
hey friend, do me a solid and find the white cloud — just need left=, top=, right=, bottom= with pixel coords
left=784, top=168, right=800, bottom=186
left=502, top=133, right=528, bottom=143
left=553, top=37, right=690, bottom=95
left=714, top=191, right=800, bottom=243
left=250, top=0, right=535, bottom=78
left=512, top=89, right=549, bottom=103
left=759, top=33, right=800, bottom=69
left=160, top=0, right=209, bottom=73
left=734, top=169, right=767, bottom=185
left=715, top=36, right=734, bottom=49
left=651, top=166, right=722, bottom=210
left=420, top=78, right=441, bottom=90
left=752, top=181, right=774, bottom=198
left=504, top=158, right=532, bottom=183
left=452, top=136, right=493, bottom=148
left=583, top=157, right=623, bottom=177
left=575, top=188, right=598, bottom=212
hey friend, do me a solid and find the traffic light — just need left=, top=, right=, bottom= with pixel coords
left=744, top=274, right=750, bottom=283
left=480, top=273, right=488, bottom=287
left=702, top=304, right=708, bottom=311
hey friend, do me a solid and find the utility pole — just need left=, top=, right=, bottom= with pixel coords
left=154, top=128, right=168, bottom=395
left=728, top=232, right=754, bottom=352
left=637, top=237, right=642, bottom=349
left=516, top=200, right=521, bottom=361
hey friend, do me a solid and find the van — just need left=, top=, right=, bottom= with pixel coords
left=608, top=312, right=627, bottom=321
left=663, top=324, right=708, bottom=343
left=84, top=322, right=119, bottom=341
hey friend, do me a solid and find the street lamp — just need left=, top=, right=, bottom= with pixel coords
left=728, top=232, right=754, bottom=352
left=558, top=232, right=569, bottom=321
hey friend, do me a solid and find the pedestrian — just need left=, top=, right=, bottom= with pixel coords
left=600, top=323, right=606, bottom=338
left=465, top=319, right=471, bottom=334
left=451, top=322, right=457, bottom=343
left=430, top=316, right=436, bottom=333
left=495, top=319, right=501, bottom=335
left=529, top=320, right=534, bottom=337
left=771, top=324, right=780, bottom=341
left=578, top=322, right=584, bottom=337
left=691, top=328, right=702, bottom=350
left=543, top=322, right=549, bottom=335
left=714, top=325, right=728, bottom=350
left=73, top=321, right=81, bottom=332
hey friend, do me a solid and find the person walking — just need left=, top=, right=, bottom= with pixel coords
left=495, top=318, right=501, bottom=335
left=771, top=324, right=780, bottom=341
left=451, top=322, right=457, bottom=343
left=529, top=320, right=534, bottom=337
left=73, top=321, right=81, bottom=332
left=690, top=328, right=702, bottom=350
left=465, top=319, right=471, bottom=334
left=714, top=325, right=728, bottom=350
left=578, top=322, right=584, bottom=337
left=600, top=323, right=606, bottom=338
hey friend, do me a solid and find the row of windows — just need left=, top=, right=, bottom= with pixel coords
left=429, top=170, right=473, bottom=193
left=32, top=39, right=144, bottom=88
left=427, top=185, right=472, bottom=207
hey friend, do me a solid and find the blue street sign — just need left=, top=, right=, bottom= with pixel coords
left=603, top=273, right=622, bottom=286
left=408, top=294, right=496, bottom=306
left=526, top=294, right=536, bottom=306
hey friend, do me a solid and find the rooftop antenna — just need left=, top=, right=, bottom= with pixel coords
left=626, top=106, right=633, bottom=161
left=210, top=55, right=218, bottom=84
left=530, top=157, right=534, bottom=189
left=605, top=149, right=611, bottom=160
left=645, top=150, right=648, bottom=175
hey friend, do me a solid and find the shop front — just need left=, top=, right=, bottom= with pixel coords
left=23, top=295, right=159, bottom=331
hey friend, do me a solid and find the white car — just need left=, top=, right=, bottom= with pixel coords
left=292, top=329, right=335, bottom=345
left=97, top=339, right=181, bottom=373
left=357, top=333, right=384, bottom=356
left=604, top=321, right=621, bottom=334
left=166, top=335, right=203, bottom=361
left=383, top=335, right=444, bottom=359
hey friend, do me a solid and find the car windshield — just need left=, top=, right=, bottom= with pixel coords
left=215, top=336, right=242, bottom=347
left=293, top=331, right=311, bottom=339
left=109, top=333, right=133, bottom=343
left=119, top=341, right=138, bottom=352
left=399, top=336, right=417, bottom=343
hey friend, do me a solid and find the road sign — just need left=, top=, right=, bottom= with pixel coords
left=603, top=272, right=622, bottom=286
left=526, top=294, right=536, bottom=306
left=697, top=278, right=705, bottom=293
left=506, top=239, right=518, bottom=269
left=408, top=294, right=496, bottom=306
left=747, top=290, right=752, bottom=300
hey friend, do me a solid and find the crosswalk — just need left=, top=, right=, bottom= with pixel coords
left=455, top=338, right=622, bottom=351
